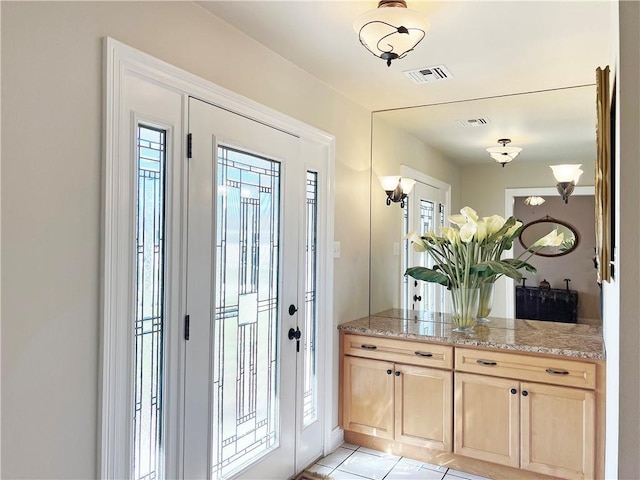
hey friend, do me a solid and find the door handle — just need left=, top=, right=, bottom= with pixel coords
left=413, top=295, right=422, bottom=302
left=288, top=304, right=298, bottom=316
left=288, top=327, right=301, bottom=352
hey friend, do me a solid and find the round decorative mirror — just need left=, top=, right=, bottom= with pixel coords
left=518, top=216, right=580, bottom=257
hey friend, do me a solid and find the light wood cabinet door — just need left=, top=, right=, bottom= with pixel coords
left=342, top=356, right=395, bottom=439
left=395, top=364, right=452, bottom=451
left=520, top=382, right=595, bottom=480
left=454, top=372, right=520, bottom=468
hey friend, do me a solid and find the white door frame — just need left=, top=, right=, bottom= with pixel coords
left=504, top=186, right=595, bottom=318
left=101, top=37, right=335, bottom=479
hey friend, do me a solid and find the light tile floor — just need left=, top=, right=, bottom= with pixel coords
left=305, top=444, right=492, bottom=480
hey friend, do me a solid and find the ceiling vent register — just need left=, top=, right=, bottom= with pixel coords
left=457, top=118, right=491, bottom=127
left=404, top=65, right=453, bottom=84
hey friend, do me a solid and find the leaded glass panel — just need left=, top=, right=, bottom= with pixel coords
left=133, top=125, right=166, bottom=480
left=212, top=146, right=281, bottom=478
left=303, top=171, right=318, bottom=426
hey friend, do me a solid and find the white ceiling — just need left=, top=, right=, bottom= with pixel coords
left=196, top=1, right=612, bottom=165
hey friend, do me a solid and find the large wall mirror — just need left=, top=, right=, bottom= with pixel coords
left=370, top=85, right=602, bottom=325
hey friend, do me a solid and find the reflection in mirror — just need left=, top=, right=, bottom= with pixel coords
left=370, top=86, right=599, bottom=322
left=519, top=217, right=580, bottom=257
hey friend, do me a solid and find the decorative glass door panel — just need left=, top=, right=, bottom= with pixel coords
left=212, top=146, right=281, bottom=478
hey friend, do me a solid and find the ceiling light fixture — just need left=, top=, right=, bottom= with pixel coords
left=354, top=0, right=429, bottom=67
left=524, top=196, right=546, bottom=207
left=486, top=138, right=522, bottom=167
left=379, top=175, right=416, bottom=208
left=550, top=164, right=583, bottom=203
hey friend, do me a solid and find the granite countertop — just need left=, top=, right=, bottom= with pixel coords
left=338, top=309, right=605, bottom=360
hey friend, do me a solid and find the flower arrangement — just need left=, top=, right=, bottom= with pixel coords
left=405, top=206, right=564, bottom=329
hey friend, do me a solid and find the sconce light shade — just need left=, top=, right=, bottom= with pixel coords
left=354, top=0, right=429, bottom=67
left=379, top=175, right=415, bottom=208
left=486, top=139, right=522, bottom=167
left=550, top=164, right=583, bottom=203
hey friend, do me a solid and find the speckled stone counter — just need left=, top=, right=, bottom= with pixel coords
left=338, top=309, right=605, bottom=360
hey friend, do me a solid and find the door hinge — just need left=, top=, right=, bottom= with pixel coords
left=184, top=314, right=190, bottom=340
left=187, top=133, right=193, bottom=159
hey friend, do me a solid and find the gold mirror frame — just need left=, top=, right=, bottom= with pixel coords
left=595, top=66, right=612, bottom=283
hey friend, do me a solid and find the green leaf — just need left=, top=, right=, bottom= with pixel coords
left=503, top=258, right=537, bottom=274
left=405, top=267, right=450, bottom=287
left=474, top=260, right=523, bottom=282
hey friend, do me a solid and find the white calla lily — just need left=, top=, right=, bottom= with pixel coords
left=483, top=215, right=507, bottom=236
left=459, top=221, right=477, bottom=243
left=460, top=206, right=479, bottom=222
left=448, top=214, right=467, bottom=226
left=475, top=220, right=488, bottom=242
left=505, top=220, right=523, bottom=238
left=405, top=231, right=428, bottom=252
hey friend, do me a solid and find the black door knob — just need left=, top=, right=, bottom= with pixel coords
left=288, top=304, right=298, bottom=316
left=522, top=390, right=529, bottom=397
left=386, top=369, right=392, bottom=375
left=510, top=388, right=517, bottom=395
left=413, top=295, right=422, bottom=302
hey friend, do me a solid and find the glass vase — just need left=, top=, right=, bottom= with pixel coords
left=477, top=282, right=495, bottom=323
left=450, top=287, right=479, bottom=333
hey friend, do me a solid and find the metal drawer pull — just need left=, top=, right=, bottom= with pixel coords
left=545, top=368, right=570, bottom=375
left=360, top=344, right=377, bottom=350
left=414, top=351, right=433, bottom=358
left=476, top=359, right=497, bottom=366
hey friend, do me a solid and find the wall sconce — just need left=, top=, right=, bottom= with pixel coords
left=379, top=176, right=415, bottom=208
left=550, top=164, right=583, bottom=203
left=353, top=0, right=429, bottom=67
left=486, top=138, right=522, bottom=167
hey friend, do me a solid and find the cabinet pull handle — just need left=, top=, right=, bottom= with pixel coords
left=510, top=388, right=517, bottom=395
left=386, top=369, right=392, bottom=375
left=545, top=368, right=570, bottom=375
left=395, top=371, right=401, bottom=377
left=414, top=351, right=433, bottom=358
left=360, top=344, right=377, bottom=350
left=476, top=359, right=497, bottom=366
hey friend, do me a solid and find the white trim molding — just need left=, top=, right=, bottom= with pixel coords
left=101, top=37, right=335, bottom=479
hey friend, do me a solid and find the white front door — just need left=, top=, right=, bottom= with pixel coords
left=184, top=97, right=322, bottom=479
left=406, top=181, right=447, bottom=313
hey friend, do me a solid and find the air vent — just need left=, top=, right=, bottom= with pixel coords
left=457, top=118, right=491, bottom=127
left=404, top=65, right=453, bottom=84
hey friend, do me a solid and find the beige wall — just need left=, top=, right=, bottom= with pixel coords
left=370, top=116, right=461, bottom=314
left=514, top=195, right=599, bottom=324
left=0, top=2, right=370, bottom=478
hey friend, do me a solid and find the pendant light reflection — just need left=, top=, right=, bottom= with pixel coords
left=379, top=175, right=416, bottom=208
left=550, top=164, right=583, bottom=203
left=354, top=0, right=429, bottom=67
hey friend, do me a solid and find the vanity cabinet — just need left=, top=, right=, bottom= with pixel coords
left=455, top=348, right=596, bottom=479
left=339, top=329, right=604, bottom=480
left=341, top=334, right=453, bottom=451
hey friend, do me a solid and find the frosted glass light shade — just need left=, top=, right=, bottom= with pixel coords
left=354, top=2, right=429, bottom=66
left=486, top=146, right=522, bottom=164
left=550, top=164, right=583, bottom=184
left=379, top=175, right=401, bottom=191
left=399, top=177, right=416, bottom=194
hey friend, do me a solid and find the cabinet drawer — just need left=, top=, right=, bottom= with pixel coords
left=343, top=334, right=452, bottom=369
left=455, top=348, right=596, bottom=389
